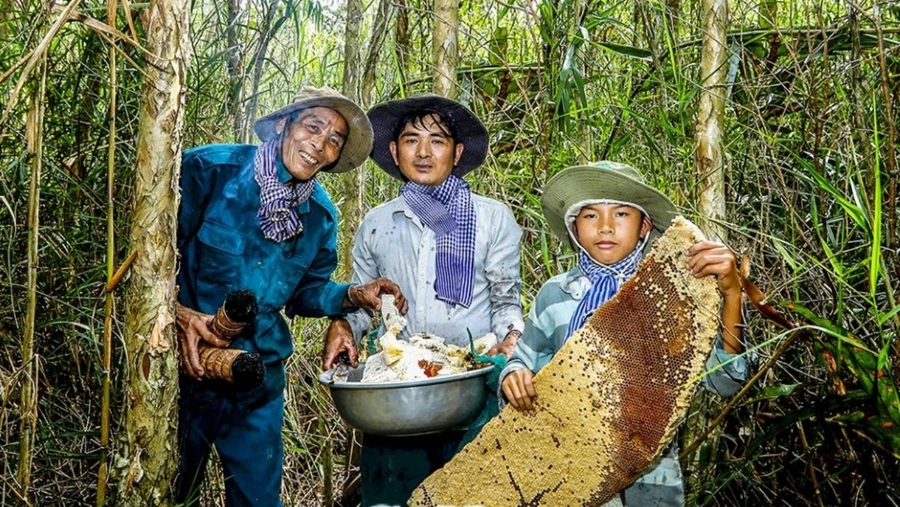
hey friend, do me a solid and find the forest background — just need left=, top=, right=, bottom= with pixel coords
left=1, top=0, right=899, bottom=505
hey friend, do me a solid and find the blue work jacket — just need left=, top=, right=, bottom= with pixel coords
left=177, top=144, right=351, bottom=409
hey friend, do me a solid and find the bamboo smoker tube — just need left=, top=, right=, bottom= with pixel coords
left=199, top=290, right=264, bottom=389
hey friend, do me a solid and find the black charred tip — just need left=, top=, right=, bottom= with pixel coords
left=224, top=290, right=258, bottom=323
left=231, top=352, right=264, bottom=389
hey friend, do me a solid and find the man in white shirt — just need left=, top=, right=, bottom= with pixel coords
left=323, top=94, right=524, bottom=506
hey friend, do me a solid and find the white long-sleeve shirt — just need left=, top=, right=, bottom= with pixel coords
left=345, top=193, right=525, bottom=347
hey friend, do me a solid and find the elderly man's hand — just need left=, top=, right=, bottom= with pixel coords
left=322, top=318, right=359, bottom=370
left=175, top=302, right=230, bottom=380
left=344, top=278, right=409, bottom=314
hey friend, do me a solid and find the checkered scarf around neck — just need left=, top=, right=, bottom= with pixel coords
left=254, top=138, right=316, bottom=242
left=565, top=238, right=647, bottom=340
left=401, top=174, right=476, bottom=308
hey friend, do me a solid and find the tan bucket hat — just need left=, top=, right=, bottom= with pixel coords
left=253, top=86, right=374, bottom=174
left=541, top=161, right=678, bottom=247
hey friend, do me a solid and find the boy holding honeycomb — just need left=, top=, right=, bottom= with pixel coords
left=500, top=161, right=750, bottom=506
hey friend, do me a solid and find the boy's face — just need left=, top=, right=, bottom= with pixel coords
left=389, top=113, right=465, bottom=187
left=572, top=203, right=652, bottom=265
left=275, top=107, right=348, bottom=181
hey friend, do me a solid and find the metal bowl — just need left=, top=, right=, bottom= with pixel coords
left=318, top=363, right=492, bottom=436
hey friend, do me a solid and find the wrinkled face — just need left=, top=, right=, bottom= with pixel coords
left=275, top=107, right=348, bottom=181
left=572, top=203, right=652, bottom=265
left=389, top=113, right=465, bottom=187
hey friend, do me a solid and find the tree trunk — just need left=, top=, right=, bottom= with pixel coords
left=17, top=53, right=46, bottom=507
left=339, top=0, right=394, bottom=280
left=116, top=0, right=189, bottom=503
left=683, top=0, right=728, bottom=500
left=338, top=0, right=364, bottom=282
left=226, top=0, right=244, bottom=140
left=243, top=0, right=278, bottom=143
left=361, top=0, right=395, bottom=106
left=395, top=0, right=409, bottom=85
left=432, top=0, right=458, bottom=98
left=0, top=1, right=7, bottom=40
left=338, top=2, right=395, bottom=500
left=694, top=0, right=728, bottom=241
left=665, top=0, right=680, bottom=35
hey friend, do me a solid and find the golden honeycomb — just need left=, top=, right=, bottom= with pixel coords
left=408, top=217, right=721, bottom=507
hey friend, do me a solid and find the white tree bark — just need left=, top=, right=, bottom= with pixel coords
left=117, top=0, right=189, bottom=502
left=694, top=0, right=728, bottom=241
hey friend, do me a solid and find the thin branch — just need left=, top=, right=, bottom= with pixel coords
left=680, top=328, right=804, bottom=459
left=97, top=1, right=118, bottom=499
left=0, top=0, right=85, bottom=127
left=50, top=3, right=147, bottom=52
left=104, top=250, right=138, bottom=293
left=796, top=420, right=826, bottom=507
left=120, top=0, right=139, bottom=42
left=17, top=51, right=47, bottom=507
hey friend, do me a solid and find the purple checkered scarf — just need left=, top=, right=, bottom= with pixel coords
left=565, top=245, right=643, bottom=340
left=254, top=139, right=316, bottom=242
left=402, top=175, right=476, bottom=308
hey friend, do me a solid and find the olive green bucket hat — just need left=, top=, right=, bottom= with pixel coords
left=253, top=86, right=374, bottom=174
left=541, top=161, right=678, bottom=247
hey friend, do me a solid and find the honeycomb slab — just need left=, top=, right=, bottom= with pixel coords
left=409, top=217, right=721, bottom=507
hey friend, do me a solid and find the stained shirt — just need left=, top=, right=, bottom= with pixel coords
left=177, top=144, right=351, bottom=408
left=500, top=266, right=751, bottom=506
left=345, top=194, right=525, bottom=347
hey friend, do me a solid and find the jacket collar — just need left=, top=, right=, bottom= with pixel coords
left=560, top=266, right=591, bottom=300
left=387, top=196, right=423, bottom=227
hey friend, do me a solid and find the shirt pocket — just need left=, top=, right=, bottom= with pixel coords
left=195, top=220, right=247, bottom=293
left=264, top=245, right=312, bottom=308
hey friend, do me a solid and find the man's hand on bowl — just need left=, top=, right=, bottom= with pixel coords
left=323, top=318, right=359, bottom=370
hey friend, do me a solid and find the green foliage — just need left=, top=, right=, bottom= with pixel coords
left=1, top=0, right=898, bottom=505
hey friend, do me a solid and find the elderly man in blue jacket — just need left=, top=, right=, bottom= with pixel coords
left=174, top=87, right=406, bottom=506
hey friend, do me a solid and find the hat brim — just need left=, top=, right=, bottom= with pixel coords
left=541, top=165, right=678, bottom=246
left=367, top=95, right=488, bottom=181
left=253, top=96, right=374, bottom=174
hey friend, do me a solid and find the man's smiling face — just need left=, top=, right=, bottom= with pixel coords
left=276, top=107, right=348, bottom=181
left=389, top=113, right=464, bottom=187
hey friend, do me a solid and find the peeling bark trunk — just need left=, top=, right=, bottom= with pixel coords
left=341, top=0, right=363, bottom=104
left=432, top=0, right=458, bottom=99
left=116, top=0, right=189, bottom=503
left=694, top=0, right=728, bottom=241
left=683, top=0, right=729, bottom=498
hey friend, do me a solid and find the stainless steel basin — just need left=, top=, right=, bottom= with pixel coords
left=318, top=363, right=492, bottom=436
